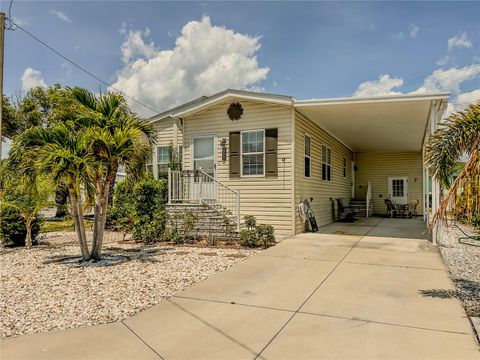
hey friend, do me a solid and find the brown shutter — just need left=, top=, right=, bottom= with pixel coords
left=265, top=128, right=278, bottom=177
left=229, top=131, right=240, bottom=178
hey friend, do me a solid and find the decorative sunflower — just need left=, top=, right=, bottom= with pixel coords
left=227, top=102, right=244, bottom=121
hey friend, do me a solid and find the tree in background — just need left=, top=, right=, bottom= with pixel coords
left=425, top=102, right=480, bottom=228
left=2, top=85, right=80, bottom=217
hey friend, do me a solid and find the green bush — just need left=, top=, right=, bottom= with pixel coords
left=239, top=229, right=258, bottom=247
left=132, top=178, right=167, bottom=219
left=136, top=211, right=168, bottom=243
left=257, top=224, right=276, bottom=248
left=181, top=211, right=198, bottom=241
left=108, top=178, right=168, bottom=243
left=0, top=206, right=43, bottom=247
left=239, top=215, right=276, bottom=248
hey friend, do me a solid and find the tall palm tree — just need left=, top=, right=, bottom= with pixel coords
left=425, top=102, right=480, bottom=227
left=69, top=88, right=156, bottom=260
left=9, top=123, right=94, bottom=259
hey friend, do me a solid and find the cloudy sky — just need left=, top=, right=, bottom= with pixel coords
left=3, top=1, right=480, bottom=119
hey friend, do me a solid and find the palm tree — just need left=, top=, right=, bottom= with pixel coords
left=69, top=88, right=156, bottom=260
left=425, top=102, right=480, bottom=227
left=9, top=123, right=94, bottom=259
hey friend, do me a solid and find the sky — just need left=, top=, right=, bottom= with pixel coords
left=2, top=1, right=480, bottom=122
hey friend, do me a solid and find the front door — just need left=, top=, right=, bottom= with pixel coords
left=192, top=135, right=216, bottom=200
left=388, top=176, right=408, bottom=204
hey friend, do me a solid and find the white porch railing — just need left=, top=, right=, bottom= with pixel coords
left=168, top=169, right=240, bottom=231
left=366, top=181, right=372, bottom=218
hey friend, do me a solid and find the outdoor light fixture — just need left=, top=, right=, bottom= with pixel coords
left=220, top=138, right=227, bottom=161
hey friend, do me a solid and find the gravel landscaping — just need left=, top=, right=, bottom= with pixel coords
left=437, top=223, right=480, bottom=317
left=0, top=231, right=257, bottom=338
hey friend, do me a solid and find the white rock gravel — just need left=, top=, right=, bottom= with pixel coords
left=0, top=231, right=257, bottom=338
left=437, top=223, right=480, bottom=317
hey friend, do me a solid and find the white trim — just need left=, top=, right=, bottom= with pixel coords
left=321, top=144, right=332, bottom=182
left=240, top=128, right=266, bottom=178
left=295, top=92, right=450, bottom=107
left=304, top=133, right=311, bottom=178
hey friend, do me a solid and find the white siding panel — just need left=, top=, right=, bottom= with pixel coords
left=294, top=111, right=354, bottom=233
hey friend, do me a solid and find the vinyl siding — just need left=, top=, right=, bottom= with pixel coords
left=355, top=152, right=423, bottom=215
left=183, top=100, right=294, bottom=237
left=294, top=111, right=354, bottom=234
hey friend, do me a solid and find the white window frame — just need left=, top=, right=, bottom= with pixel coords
left=240, top=129, right=265, bottom=177
left=146, top=150, right=153, bottom=174
left=321, top=144, right=332, bottom=182
left=157, top=146, right=170, bottom=175
left=304, top=134, right=311, bottom=178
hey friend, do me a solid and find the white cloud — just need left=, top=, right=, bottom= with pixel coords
left=353, top=74, right=404, bottom=97
left=436, top=55, right=453, bottom=66
left=408, top=24, right=419, bottom=38
left=21, top=67, right=46, bottom=92
left=50, top=10, right=71, bottom=23
left=353, top=64, right=480, bottom=118
left=120, top=27, right=158, bottom=64
left=447, top=32, right=473, bottom=50
left=416, top=64, right=480, bottom=94
left=111, top=16, right=269, bottom=117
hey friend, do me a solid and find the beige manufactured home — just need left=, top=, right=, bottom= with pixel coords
left=148, top=89, right=449, bottom=240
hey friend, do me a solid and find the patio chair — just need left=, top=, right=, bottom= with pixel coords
left=408, top=199, right=419, bottom=218
left=335, top=198, right=357, bottom=222
left=385, top=199, right=399, bottom=218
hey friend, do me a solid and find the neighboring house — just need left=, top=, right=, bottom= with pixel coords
left=148, top=89, right=449, bottom=240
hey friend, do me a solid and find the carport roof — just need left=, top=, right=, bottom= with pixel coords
left=295, top=93, right=449, bottom=152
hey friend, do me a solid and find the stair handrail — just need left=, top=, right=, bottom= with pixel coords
left=366, top=181, right=372, bottom=218
left=198, top=170, right=240, bottom=231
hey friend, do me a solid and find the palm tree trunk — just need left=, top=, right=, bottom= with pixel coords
left=68, top=186, right=90, bottom=260
left=25, top=219, right=33, bottom=248
left=90, top=175, right=103, bottom=259
left=91, top=178, right=111, bottom=260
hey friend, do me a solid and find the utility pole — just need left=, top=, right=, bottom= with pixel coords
left=0, top=12, right=4, bottom=159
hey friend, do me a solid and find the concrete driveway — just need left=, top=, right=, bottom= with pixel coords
left=2, top=218, right=479, bottom=359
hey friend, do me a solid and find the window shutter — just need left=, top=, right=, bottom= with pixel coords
left=229, top=131, right=240, bottom=178
left=265, top=128, right=278, bottom=177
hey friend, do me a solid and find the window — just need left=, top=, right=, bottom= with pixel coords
left=304, top=134, right=311, bottom=178
left=241, top=129, right=265, bottom=176
left=157, top=146, right=170, bottom=176
left=343, top=158, right=347, bottom=178
left=392, top=179, right=404, bottom=197
left=146, top=151, right=153, bottom=174
left=321, top=145, right=332, bottom=181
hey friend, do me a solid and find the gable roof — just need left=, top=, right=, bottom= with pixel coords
left=148, top=89, right=293, bottom=122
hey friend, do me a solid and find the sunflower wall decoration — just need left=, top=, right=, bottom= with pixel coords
left=227, top=102, right=244, bottom=121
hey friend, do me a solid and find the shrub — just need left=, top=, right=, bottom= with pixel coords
left=132, top=178, right=167, bottom=219
left=239, top=229, right=258, bottom=247
left=239, top=215, right=276, bottom=248
left=257, top=224, right=276, bottom=248
left=181, top=211, right=198, bottom=241
left=0, top=206, right=43, bottom=247
left=136, top=211, right=168, bottom=243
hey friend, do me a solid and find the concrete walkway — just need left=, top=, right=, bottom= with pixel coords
left=2, top=218, right=479, bottom=359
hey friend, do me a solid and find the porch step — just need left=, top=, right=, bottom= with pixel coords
left=166, top=204, right=241, bottom=239
left=350, top=199, right=374, bottom=217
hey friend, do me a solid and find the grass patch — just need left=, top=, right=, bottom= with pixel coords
left=42, top=219, right=93, bottom=233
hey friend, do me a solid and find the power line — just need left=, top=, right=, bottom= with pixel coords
left=8, top=20, right=161, bottom=114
